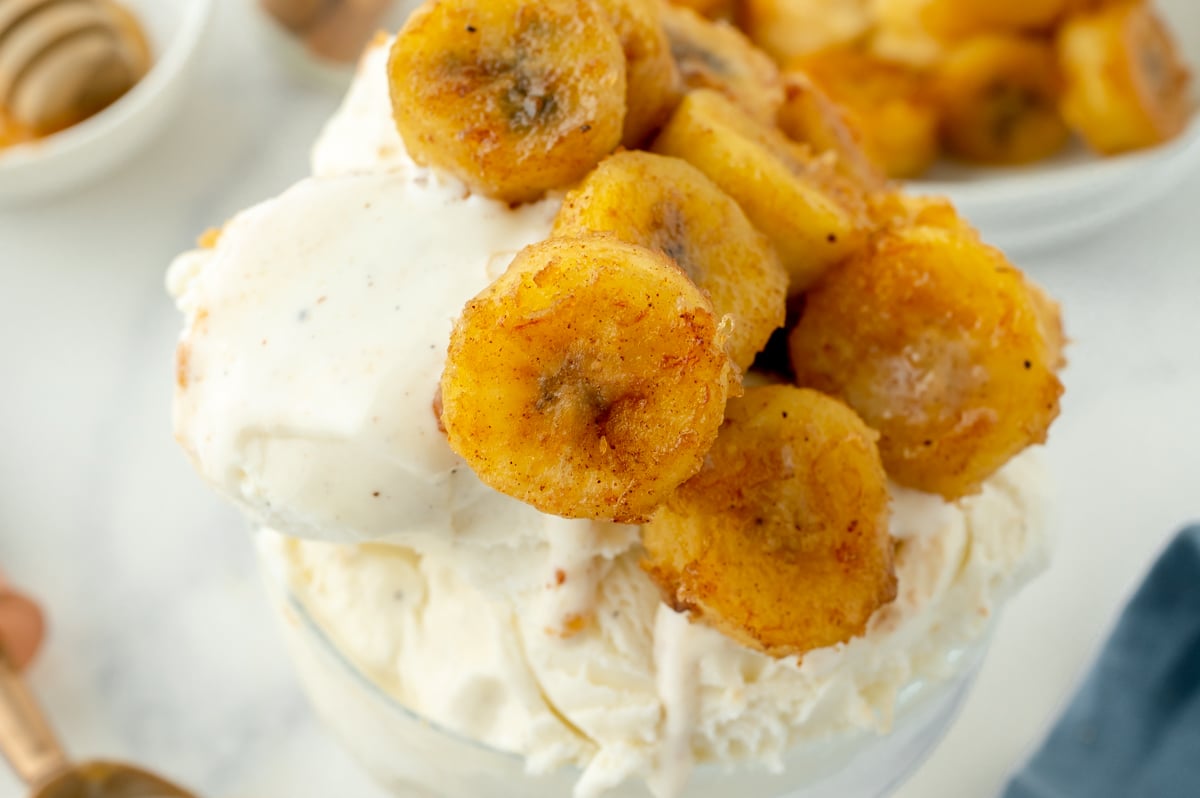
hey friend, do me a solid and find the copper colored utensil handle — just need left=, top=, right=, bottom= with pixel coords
left=0, top=646, right=67, bottom=786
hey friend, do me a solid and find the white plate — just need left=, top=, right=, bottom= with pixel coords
left=906, top=0, right=1200, bottom=254
left=0, top=0, right=213, bottom=206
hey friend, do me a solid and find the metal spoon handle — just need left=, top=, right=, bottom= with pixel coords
left=0, top=647, right=68, bottom=786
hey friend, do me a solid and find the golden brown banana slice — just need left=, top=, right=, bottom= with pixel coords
left=653, top=89, right=874, bottom=294
left=1058, top=2, right=1192, bottom=155
left=736, top=0, right=872, bottom=63
left=873, top=194, right=1065, bottom=371
left=791, top=48, right=941, bottom=179
left=441, top=234, right=736, bottom=523
left=642, top=385, right=896, bottom=659
left=777, top=70, right=886, bottom=188
left=920, top=0, right=1072, bottom=38
left=553, top=151, right=786, bottom=370
left=665, top=0, right=733, bottom=20
left=1024, top=276, right=1068, bottom=371
left=659, top=2, right=783, bottom=123
left=935, top=35, right=1070, bottom=165
left=597, top=0, right=683, bottom=146
left=868, top=191, right=970, bottom=233
left=788, top=217, right=1064, bottom=500
left=870, top=0, right=947, bottom=68
left=388, top=0, right=627, bottom=203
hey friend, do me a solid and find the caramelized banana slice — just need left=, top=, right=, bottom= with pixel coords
left=778, top=70, right=885, bottom=187
left=789, top=218, right=1064, bottom=500
left=441, top=234, right=735, bottom=523
left=868, top=191, right=967, bottom=232
left=935, top=35, right=1070, bottom=165
left=643, top=385, right=896, bottom=659
left=736, top=0, right=871, bottom=63
left=659, top=2, right=783, bottom=122
left=1024, top=276, right=1068, bottom=371
left=598, top=0, right=682, bottom=146
left=665, top=0, right=733, bottom=20
left=653, top=89, right=874, bottom=294
left=1058, top=2, right=1192, bottom=155
left=921, top=0, right=1072, bottom=38
left=791, top=48, right=941, bottom=179
left=870, top=0, right=946, bottom=68
left=554, top=151, right=787, bottom=370
left=388, top=0, right=627, bottom=203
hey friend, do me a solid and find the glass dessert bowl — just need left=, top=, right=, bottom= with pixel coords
left=169, top=2, right=1066, bottom=797
left=247, top=447, right=1048, bottom=798
left=259, top=532, right=992, bottom=798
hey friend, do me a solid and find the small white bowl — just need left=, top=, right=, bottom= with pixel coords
left=912, top=124, right=1200, bottom=254
left=907, top=0, right=1200, bottom=254
left=0, top=0, right=213, bottom=206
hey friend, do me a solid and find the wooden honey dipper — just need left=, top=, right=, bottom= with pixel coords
left=0, top=573, right=43, bottom=672
left=0, top=0, right=150, bottom=137
left=0, top=575, right=196, bottom=797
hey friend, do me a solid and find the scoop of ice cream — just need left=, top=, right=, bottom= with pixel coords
left=265, top=450, right=1049, bottom=797
left=261, top=535, right=590, bottom=760
left=311, top=36, right=407, bottom=177
left=169, top=168, right=573, bottom=589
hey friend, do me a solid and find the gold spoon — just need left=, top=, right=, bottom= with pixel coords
left=0, top=582, right=196, bottom=798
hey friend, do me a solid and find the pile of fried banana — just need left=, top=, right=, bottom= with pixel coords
left=679, top=0, right=1193, bottom=177
left=390, top=0, right=1066, bottom=659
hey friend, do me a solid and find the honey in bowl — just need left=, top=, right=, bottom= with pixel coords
left=0, top=109, right=36, bottom=149
left=0, top=0, right=151, bottom=151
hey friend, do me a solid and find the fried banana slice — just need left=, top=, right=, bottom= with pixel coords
left=665, top=0, right=733, bottom=20
left=920, top=0, right=1072, bottom=38
left=1058, top=2, right=1193, bottom=155
left=736, top=0, right=871, bottom=63
left=653, top=89, right=874, bottom=294
left=441, top=234, right=736, bottom=523
left=554, top=152, right=786, bottom=370
left=1024, top=276, right=1068, bottom=371
left=388, top=0, right=627, bottom=203
left=791, top=48, right=941, bottom=179
left=935, top=35, right=1070, bottom=165
left=778, top=70, right=886, bottom=187
left=643, top=385, right=896, bottom=659
left=659, top=2, right=783, bottom=123
left=870, top=0, right=947, bottom=68
left=789, top=218, right=1064, bottom=499
left=598, top=0, right=683, bottom=146
left=869, top=191, right=973, bottom=234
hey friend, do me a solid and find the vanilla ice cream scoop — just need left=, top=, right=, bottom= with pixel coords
left=168, top=168, right=590, bottom=594
left=0, top=0, right=149, bottom=135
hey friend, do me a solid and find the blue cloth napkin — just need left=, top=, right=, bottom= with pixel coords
left=1003, top=525, right=1200, bottom=798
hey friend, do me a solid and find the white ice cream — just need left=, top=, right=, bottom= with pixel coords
left=310, top=37, right=409, bottom=179
left=172, top=35, right=1052, bottom=798
left=170, top=167, right=591, bottom=592
left=261, top=451, right=1047, bottom=797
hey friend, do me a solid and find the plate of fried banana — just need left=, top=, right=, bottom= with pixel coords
left=691, top=0, right=1199, bottom=251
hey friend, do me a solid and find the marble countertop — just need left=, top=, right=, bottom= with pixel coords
left=2, top=1, right=1198, bottom=796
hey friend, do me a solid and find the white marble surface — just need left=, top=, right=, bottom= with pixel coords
left=1, top=1, right=1199, bottom=796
